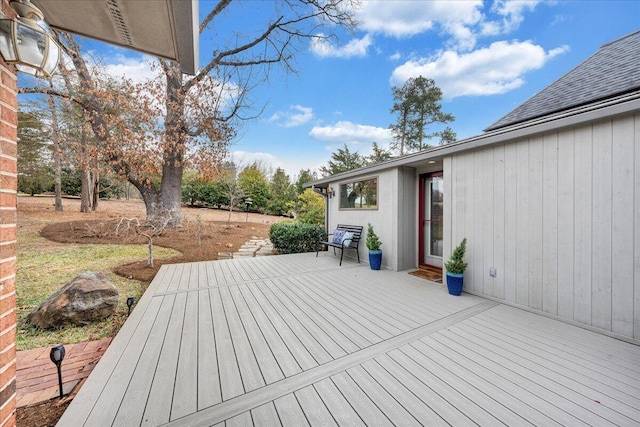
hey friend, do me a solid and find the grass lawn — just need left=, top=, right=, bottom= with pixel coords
left=16, top=222, right=179, bottom=350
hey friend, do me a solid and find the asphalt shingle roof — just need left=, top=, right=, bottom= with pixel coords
left=485, top=30, right=640, bottom=131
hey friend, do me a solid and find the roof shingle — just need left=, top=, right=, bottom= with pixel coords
left=485, top=30, right=640, bottom=131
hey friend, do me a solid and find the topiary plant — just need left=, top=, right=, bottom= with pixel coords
left=365, top=223, right=382, bottom=251
left=444, top=238, right=467, bottom=274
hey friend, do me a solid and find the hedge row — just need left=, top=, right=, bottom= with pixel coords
left=269, top=222, right=324, bottom=254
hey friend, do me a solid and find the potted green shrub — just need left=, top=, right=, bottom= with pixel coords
left=366, top=223, right=382, bottom=270
left=444, top=238, right=467, bottom=295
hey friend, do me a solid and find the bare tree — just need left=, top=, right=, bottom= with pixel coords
left=20, top=1, right=358, bottom=225
left=115, top=211, right=177, bottom=268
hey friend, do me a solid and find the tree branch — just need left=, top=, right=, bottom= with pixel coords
left=199, top=0, right=233, bottom=33
left=18, top=87, right=86, bottom=108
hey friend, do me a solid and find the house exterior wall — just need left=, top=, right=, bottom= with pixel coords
left=327, top=168, right=410, bottom=270
left=395, top=167, right=417, bottom=271
left=0, top=2, right=17, bottom=425
left=445, top=111, right=640, bottom=341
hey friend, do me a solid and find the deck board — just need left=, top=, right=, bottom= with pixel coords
left=113, top=295, right=176, bottom=426
left=141, top=292, right=186, bottom=426
left=58, top=253, right=640, bottom=427
left=280, top=276, right=374, bottom=349
left=197, top=288, right=222, bottom=410
left=459, top=319, right=640, bottom=408
left=263, top=280, right=350, bottom=358
left=210, top=287, right=245, bottom=401
left=171, top=289, right=199, bottom=420
left=294, top=385, right=338, bottom=427
left=228, top=285, right=285, bottom=385
left=236, top=283, right=303, bottom=377
left=274, top=393, right=310, bottom=427
left=313, top=378, right=365, bottom=426
left=252, top=281, right=333, bottom=365
left=439, top=325, right=638, bottom=424
left=220, top=286, right=266, bottom=392
left=251, top=402, right=280, bottom=426
left=329, top=371, right=392, bottom=427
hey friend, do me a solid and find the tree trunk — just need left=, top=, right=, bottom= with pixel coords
left=49, top=95, right=63, bottom=211
left=92, top=171, right=99, bottom=211
left=80, top=169, right=92, bottom=213
left=147, top=239, right=153, bottom=267
left=158, top=61, right=186, bottom=226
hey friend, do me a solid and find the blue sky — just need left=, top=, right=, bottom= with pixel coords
left=63, top=1, right=640, bottom=179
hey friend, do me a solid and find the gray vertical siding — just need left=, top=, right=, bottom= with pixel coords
left=396, top=167, right=416, bottom=271
left=446, top=112, right=640, bottom=341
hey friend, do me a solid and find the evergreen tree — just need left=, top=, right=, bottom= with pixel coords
left=295, top=169, right=317, bottom=195
left=268, top=168, right=295, bottom=216
left=366, top=142, right=393, bottom=165
left=320, top=144, right=365, bottom=177
left=390, top=76, right=456, bottom=155
left=17, top=110, right=53, bottom=195
left=238, top=162, right=270, bottom=211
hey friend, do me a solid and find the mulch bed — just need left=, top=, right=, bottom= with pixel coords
left=40, top=219, right=272, bottom=282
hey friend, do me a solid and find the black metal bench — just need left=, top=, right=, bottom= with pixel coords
left=316, top=224, right=363, bottom=266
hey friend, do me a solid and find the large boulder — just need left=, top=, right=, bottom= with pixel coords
left=26, top=272, right=119, bottom=329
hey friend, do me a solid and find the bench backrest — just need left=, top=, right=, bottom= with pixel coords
left=336, top=224, right=363, bottom=246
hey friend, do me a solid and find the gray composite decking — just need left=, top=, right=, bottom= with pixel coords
left=58, top=253, right=640, bottom=426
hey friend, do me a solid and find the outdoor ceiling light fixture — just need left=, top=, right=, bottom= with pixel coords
left=49, top=344, right=66, bottom=399
left=326, top=187, right=335, bottom=198
left=0, top=0, right=60, bottom=78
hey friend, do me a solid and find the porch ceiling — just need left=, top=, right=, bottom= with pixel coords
left=32, top=0, right=198, bottom=75
left=59, top=253, right=640, bottom=426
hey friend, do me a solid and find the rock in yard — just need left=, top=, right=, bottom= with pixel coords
left=26, top=272, right=119, bottom=329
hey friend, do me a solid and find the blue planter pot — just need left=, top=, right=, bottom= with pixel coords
left=369, top=250, right=382, bottom=270
left=446, top=272, right=464, bottom=296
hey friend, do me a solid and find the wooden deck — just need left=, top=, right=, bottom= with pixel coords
left=59, top=253, right=640, bottom=426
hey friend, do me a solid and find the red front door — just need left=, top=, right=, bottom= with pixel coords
left=419, top=172, right=443, bottom=268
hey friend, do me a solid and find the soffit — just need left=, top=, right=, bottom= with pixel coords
left=32, top=0, right=198, bottom=75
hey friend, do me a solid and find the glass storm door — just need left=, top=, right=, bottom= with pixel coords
left=420, top=173, right=443, bottom=267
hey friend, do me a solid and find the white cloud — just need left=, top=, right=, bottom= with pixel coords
left=285, top=105, right=314, bottom=127
left=356, top=1, right=483, bottom=46
left=490, top=1, right=542, bottom=33
left=267, top=105, right=314, bottom=127
left=310, top=34, right=372, bottom=58
left=230, top=150, right=323, bottom=179
left=388, top=52, right=402, bottom=61
left=354, top=0, right=545, bottom=52
left=309, top=121, right=392, bottom=145
left=102, top=54, right=158, bottom=84
left=390, top=40, right=569, bottom=99
left=230, top=150, right=281, bottom=170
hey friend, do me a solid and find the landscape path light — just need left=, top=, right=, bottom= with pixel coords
left=49, top=344, right=65, bottom=399
left=0, top=0, right=60, bottom=78
left=127, top=296, right=135, bottom=317
left=244, top=197, right=253, bottom=222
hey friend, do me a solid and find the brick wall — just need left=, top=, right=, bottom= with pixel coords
left=0, top=2, right=17, bottom=425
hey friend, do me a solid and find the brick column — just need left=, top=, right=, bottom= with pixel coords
left=0, top=2, right=17, bottom=425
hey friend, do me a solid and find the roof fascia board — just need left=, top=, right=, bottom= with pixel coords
left=171, top=0, right=199, bottom=75
left=307, top=95, right=640, bottom=187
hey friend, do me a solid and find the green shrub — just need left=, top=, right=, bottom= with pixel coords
left=445, top=238, right=468, bottom=274
left=295, top=188, right=325, bottom=226
left=269, top=222, right=324, bottom=254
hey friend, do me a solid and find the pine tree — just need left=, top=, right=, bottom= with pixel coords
left=389, top=76, right=456, bottom=155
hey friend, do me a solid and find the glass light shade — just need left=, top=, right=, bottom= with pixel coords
left=0, top=17, right=60, bottom=78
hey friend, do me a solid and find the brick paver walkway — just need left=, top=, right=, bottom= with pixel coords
left=16, top=337, right=112, bottom=407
